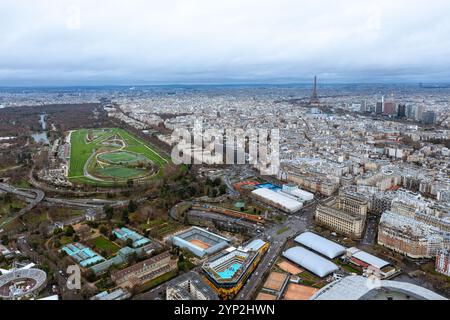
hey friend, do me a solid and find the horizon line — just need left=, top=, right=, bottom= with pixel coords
left=1, top=81, right=449, bottom=89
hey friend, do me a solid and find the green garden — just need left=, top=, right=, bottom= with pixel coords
left=88, top=236, right=121, bottom=258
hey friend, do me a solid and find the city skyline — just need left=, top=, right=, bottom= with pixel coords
left=0, top=0, right=450, bottom=306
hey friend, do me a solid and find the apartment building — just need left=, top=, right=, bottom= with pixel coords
left=435, top=250, right=450, bottom=277
left=111, top=251, right=178, bottom=289
left=285, top=172, right=339, bottom=196
left=315, top=196, right=368, bottom=239
left=378, top=211, right=450, bottom=259
left=166, top=271, right=218, bottom=300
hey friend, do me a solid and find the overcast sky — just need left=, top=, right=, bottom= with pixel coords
left=1, top=0, right=450, bottom=85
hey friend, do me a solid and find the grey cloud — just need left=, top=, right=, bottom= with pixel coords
left=0, top=0, right=450, bottom=85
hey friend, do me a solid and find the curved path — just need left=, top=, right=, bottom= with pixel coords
left=0, top=181, right=128, bottom=230
left=82, top=132, right=155, bottom=183
left=0, top=183, right=44, bottom=228
left=82, top=148, right=105, bottom=182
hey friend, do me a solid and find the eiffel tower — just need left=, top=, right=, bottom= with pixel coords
left=310, top=76, right=320, bottom=106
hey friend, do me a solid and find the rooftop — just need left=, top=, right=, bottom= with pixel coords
left=166, top=271, right=218, bottom=300
left=282, top=247, right=339, bottom=278
left=295, top=232, right=346, bottom=259
left=347, top=247, right=391, bottom=269
left=311, top=275, right=447, bottom=300
left=252, top=188, right=303, bottom=212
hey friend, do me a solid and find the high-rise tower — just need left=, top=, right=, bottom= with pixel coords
left=310, top=76, right=320, bottom=106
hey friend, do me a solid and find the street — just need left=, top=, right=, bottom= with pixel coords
left=236, top=203, right=316, bottom=300
left=0, top=183, right=45, bottom=228
left=362, top=215, right=379, bottom=245
left=0, top=181, right=129, bottom=231
left=16, top=235, right=82, bottom=300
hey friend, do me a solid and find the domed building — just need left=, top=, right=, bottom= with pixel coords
left=310, top=275, right=447, bottom=300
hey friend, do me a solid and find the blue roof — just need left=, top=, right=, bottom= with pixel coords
left=81, top=256, right=105, bottom=267
left=255, top=183, right=281, bottom=191
left=62, top=243, right=105, bottom=267
left=113, top=227, right=151, bottom=248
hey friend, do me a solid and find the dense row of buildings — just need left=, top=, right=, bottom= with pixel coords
left=378, top=191, right=450, bottom=259
left=372, top=96, right=439, bottom=125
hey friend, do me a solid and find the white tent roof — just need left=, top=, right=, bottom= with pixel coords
left=252, top=188, right=303, bottom=212
left=243, top=239, right=267, bottom=252
left=347, top=248, right=390, bottom=269
left=291, top=189, right=314, bottom=201
left=295, top=232, right=346, bottom=259
left=283, top=247, right=339, bottom=278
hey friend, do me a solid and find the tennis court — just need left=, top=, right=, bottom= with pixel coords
left=190, top=239, right=211, bottom=250
left=256, top=292, right=277, bottom=300
left=278, top=260, right=303, bottom=275
left=283, top=284, right=319, bottom=300
left=263, top=272, right=288, bottom=292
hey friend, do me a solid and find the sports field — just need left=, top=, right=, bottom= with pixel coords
left=263, top=272, right=289, bottom=292
left=283, top=284, right=319, bottom=300
left=190, top=239, right=211, bottom=250
left=98, top=151, right=146, bottom=164
left=88, top=236, right=120, bottom=257
left=68, top=128, right=169, bottom=186
left=277, top=260, right=303, bottom=275
left=95, top=166, right=147, bottom=179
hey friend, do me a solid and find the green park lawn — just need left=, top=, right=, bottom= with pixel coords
left=98, top=151, right=146, bottom=164
left=95, top=166, right=148, bottom=179
left=68, top=128, right=169, bottom=185
left=88, top=236, right=120, bottom=257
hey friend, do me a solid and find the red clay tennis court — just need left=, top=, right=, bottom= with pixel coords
left=283, top=284, right=319, bottom=300
left=189, top=239, right=211, bottom=249
left=263, top=272, right=288, bottom=292
left=277, top=260, right=303, bottom=275
left=256, top=292, right=277, bottom=300
left=233, top=181, right=259, bottom=192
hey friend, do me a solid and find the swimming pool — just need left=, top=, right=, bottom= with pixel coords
left=255, top=183, right=281, bottom=191
left=217, top=263, right=242, bottom=279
